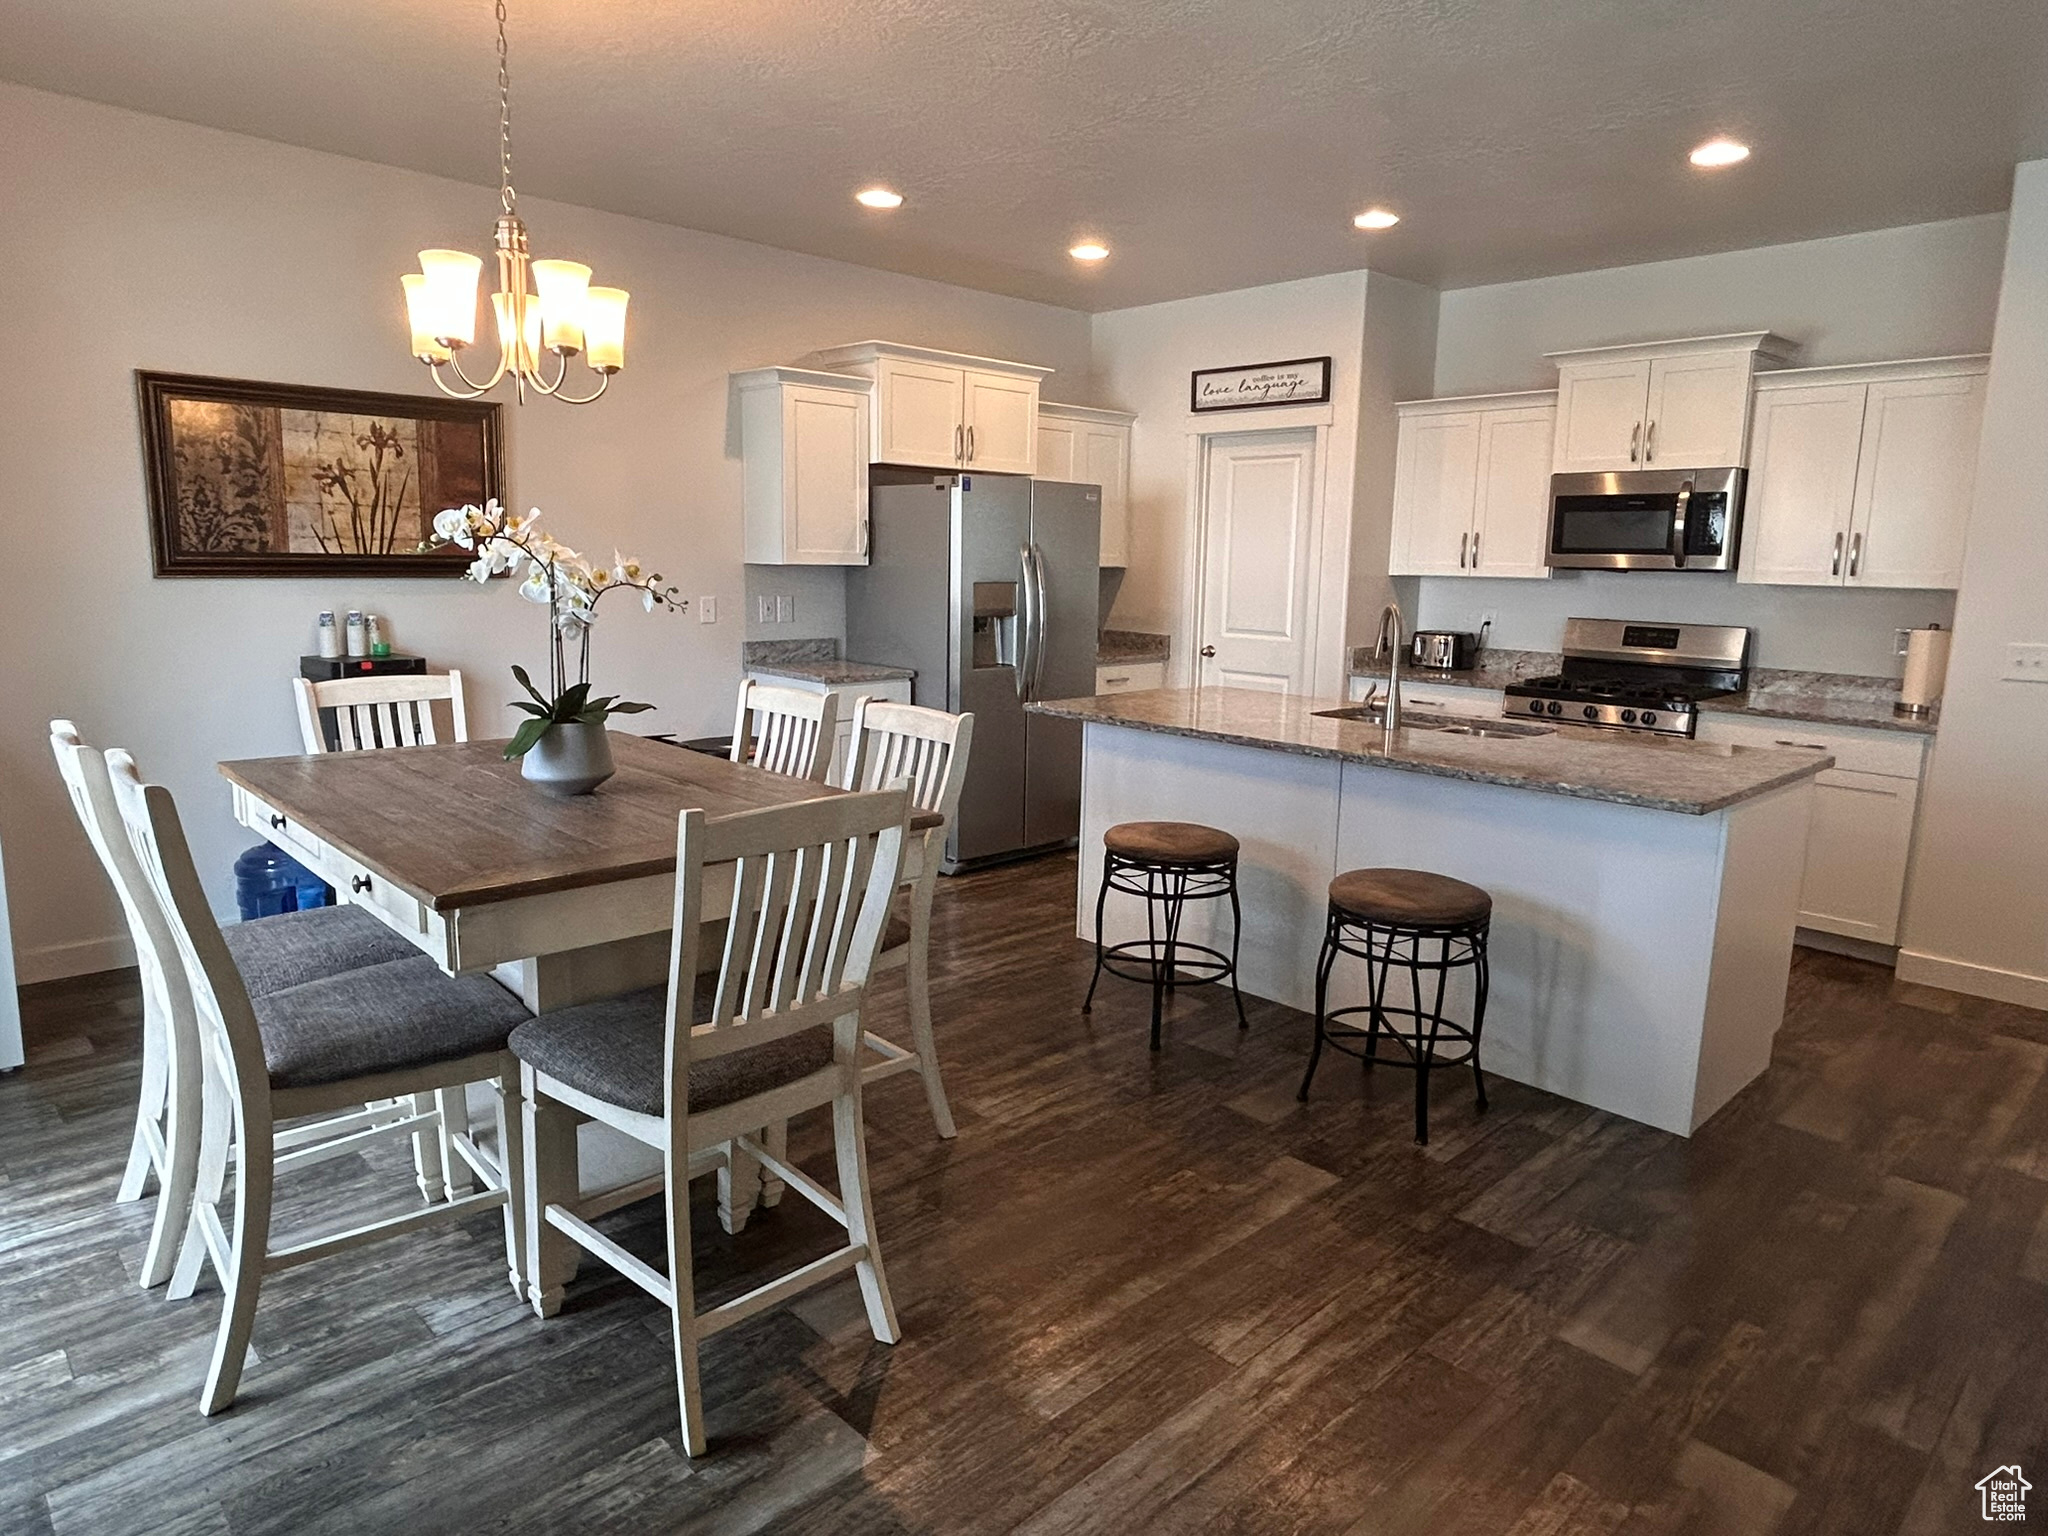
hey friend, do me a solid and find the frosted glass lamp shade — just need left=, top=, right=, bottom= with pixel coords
left=583, top=287, right=628, bottom=372
left=400, top=275, right=453, bottom=363
left=532, top=259, right=591, bottom=353
left=416, top=248, right=483, bottom=345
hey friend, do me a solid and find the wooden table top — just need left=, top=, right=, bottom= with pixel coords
left=219, top=733, right=941, bottom=913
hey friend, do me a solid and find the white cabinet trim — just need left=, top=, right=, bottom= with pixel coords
left=808, top=340, right=1054, bottom=379
left=1542, top=331, right=1793, bottom=368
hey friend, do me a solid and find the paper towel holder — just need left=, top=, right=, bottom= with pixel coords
left=1894, top=623, right=1945, bottom=720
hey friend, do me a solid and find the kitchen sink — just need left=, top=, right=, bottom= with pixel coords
left=1432, top=722, right=1555, bottom=739
left=1312, top=705, right=1457, bottom=728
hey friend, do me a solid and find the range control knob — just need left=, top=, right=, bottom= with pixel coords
left=1546, top=701, right=1563, bottom=716
left=1621, top=709, right=1637, bottom=724
left=1582, top=705, right=1599, bottom=721
left=1528, top=699, right=1546, bottom=714
left=1641, top=711, right=1658, bottom=728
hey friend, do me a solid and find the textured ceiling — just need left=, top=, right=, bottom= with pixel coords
left=3, top=0, right=2047, bottom=310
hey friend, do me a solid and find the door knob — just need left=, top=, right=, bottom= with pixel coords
left=1200, top=645, right=1217, bottom=658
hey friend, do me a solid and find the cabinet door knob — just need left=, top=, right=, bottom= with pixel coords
left=268, top=813, right=286, bottom=830
left=350, top=874, right=372, bottom=895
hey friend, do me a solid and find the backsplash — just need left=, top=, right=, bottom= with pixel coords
left=1408, top=570, right=1955, bottom=678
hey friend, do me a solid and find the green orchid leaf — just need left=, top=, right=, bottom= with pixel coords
left=508, top=700, right=550, bottom=719
left=606, top=700, right=656, bottom=714
left=551, top=681, right=594, bottom=722
left=504, top=717, right=553, bottom=760
left=509, top=664, right=552, bottom=711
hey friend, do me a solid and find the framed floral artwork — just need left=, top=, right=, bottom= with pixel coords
left=137, top=371, right=504, bottom=576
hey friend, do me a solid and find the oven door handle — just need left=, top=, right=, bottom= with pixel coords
left=1669, top=480, right=1693, bottom=569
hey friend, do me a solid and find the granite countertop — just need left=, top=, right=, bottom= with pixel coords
left=741, top=638, right=913, bottom=685
left=1098, top=629, right=1170, bottom=667
left=1027, top=686, right=1833, bottom=815
left=1348, top=648, right=1934, bottom=736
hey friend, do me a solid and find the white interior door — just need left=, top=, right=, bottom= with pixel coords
left=1196, top=429, right=1318, bottom=694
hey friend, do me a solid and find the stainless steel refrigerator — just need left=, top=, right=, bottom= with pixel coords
left=847, top=468, right=1101, bottom=870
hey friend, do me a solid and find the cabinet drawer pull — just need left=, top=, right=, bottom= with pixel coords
left=1774, top=739, right=1827, bottom=751
left=1104, top=674, right=1130, bottom=685
left=350, top=874, right=373, bottom=895
left=268, top=813, right=287, bottom=830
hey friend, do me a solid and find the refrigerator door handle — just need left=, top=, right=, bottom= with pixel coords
left=1015, top=543, right=1038, bottom=701
left=1028, top=541, right=1051, bottom=702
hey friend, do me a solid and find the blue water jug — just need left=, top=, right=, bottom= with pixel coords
left=233, top=845, right=331, bottom=920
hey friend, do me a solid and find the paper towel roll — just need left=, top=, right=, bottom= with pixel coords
left=1900, top=626, right=1953, bottom=712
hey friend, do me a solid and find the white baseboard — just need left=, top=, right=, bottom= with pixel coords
left=17, top=932, right=136, bottom=986
left=1895, top=950, right=2048, bottom=1012
left=1795, top=929, right=1899, bottom=966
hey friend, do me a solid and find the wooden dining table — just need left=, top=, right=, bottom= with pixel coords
left=221, top=732, right=942, bottom=1012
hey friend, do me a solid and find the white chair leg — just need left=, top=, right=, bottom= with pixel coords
left=717, top=1140, right=761, bottom=1236
left=118, top=981, right=169, bottom=1203
left=833, top=1089, right=900, bottom=1345
left=491, top=1068, right=527, bottom=1302
left=169, top=1057, right=233, bottom=1301
left=665, top=1150, right=707, bottom=1457
left=757, top=1121, right=788, bottom=1208
left=409, top=1091, right=445, bottom=1203
left=904, top=905, right=957, bottom=1140
left=200, top=1102, right=272, bottom=1415
left=138, top=1007, right=203, bottom=1289
left=523, top=1067, right=580, bottom=1319
left=436, top=1086, right=474, bottom=1200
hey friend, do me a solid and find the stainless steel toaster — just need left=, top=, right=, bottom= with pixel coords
left=1410, top=630, right=1479, bottom=671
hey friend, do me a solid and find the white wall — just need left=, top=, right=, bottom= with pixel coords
left=1091, top=271, right=1370, bottom=696
left=1347, top=273, right=1441, bottom=649
left=0, top=82, right=1090, bottom=981
left=1899, top=162, right=2048, bottom=1009
left=1414, top=216, right=2007, bottom=675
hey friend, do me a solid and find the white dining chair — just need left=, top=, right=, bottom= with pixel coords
left=49, top=721, right=423, bottom=1287
left=510, top=784, right=913, bottom=1456
left=293, top=670, right=469, bottom=754
left=105, top=750, right=532, bottom=1416
left=836, top=699, right=975, bottom=1139
left=729, top=680, right=838, bottom=783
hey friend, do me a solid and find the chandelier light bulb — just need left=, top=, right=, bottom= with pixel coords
left=583, top=288, right=629, bottom=373
left=531, top=259, right=592, bottom=353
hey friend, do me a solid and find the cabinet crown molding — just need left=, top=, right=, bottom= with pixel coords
left=730, top=365, right=872, bottom=392
left=1752, top=354, right=1989, bottom=390
left=1396, top=388, right=1558, bottom=415
left=807, top=340, right=1056, bottom=380
left=1544, top=331, right=1794, bottom=367
left=1039, top=400, right=1137, bottom=424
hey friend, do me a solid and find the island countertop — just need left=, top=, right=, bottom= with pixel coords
left=1028, top=687, right=1832, bottom=815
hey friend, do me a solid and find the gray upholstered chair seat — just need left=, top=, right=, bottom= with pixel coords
left=223, top=905, right=419, bottom=998
left=508, top=984, right=837, bottom=1118
left=254, top=956, right=531, bottom=1090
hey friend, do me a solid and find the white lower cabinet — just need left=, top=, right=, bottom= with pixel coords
left=1695, top=714, right=1928, bottom=945
left=1096, top=660, right=1165, bottom=695
left=745, top=672, right=912, bottom=785
left=1389, top=393, right=1555, bottom=579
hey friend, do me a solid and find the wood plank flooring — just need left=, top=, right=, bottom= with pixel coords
left=2, top=852, right=2045, bottom=1534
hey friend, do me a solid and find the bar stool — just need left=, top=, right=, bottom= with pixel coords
left=1082, top=821, right=1250, bottom=1050
left=1297, top=867, right=1492, bottom=1144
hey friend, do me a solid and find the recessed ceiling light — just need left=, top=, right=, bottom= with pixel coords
left=855, top=187, right=904, bottom=209
left=1688, top=138, right=1750, bottom=168
left=1353, top=208, right=1401, bottom=230
left=1069, top=242, right=1110, bottom=262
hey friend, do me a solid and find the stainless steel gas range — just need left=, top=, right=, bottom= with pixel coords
left=1502, top=619, right=1751, bottom=738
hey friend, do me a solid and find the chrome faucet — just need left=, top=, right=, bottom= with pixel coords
left=1374, top=601, right=1405, bottom=740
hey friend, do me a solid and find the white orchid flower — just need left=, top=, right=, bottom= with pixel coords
left=612, top=550, right=646, bottom=584
left=517, top=566, right=554, bottom=606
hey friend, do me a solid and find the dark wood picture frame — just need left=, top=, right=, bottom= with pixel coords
left=1188, top=356, right=1334, bottom=413
left=138, top=371, right=504, bottom=577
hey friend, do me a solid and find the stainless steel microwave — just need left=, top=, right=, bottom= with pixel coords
left=1547, top=468, right=1745, bottom=572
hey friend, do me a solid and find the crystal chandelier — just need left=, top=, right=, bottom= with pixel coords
left=400, top=0, right=626, bottom=404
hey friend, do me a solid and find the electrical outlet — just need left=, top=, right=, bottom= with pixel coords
left=698, top=596, right=717, bottom=624
left=2005, top=642, right=2048, bottom=682
left=1478, top=610, right=1497, bottom=635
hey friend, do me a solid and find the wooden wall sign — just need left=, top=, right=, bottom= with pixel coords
left=1189, top=357, right=1332, bottom=413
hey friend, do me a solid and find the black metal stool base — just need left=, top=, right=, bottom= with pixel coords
left=1082, top=849, right=1250, bottom=1050
left=1297, top=907, right=1490, bottom=1145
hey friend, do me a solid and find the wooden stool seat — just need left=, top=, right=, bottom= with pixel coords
left=1329, top=867, right=1492, bottom=929
left=1104, top=820, right=1240, bottom=866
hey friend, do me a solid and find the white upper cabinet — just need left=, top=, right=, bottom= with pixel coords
left=1547, top=333, right=1790, bottom=472
left=809, top=342, right=1051, bottom=473
left=1389, top=392, right=1555, bottom=580
left=735, top=367, right=872, bottom=565
left=1038, top=402, right=1136, bottom=566
left=1740, top=356, right=1987, bottom=590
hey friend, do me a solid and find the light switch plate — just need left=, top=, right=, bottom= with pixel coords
left=2005, top=642, right=2048, bottom=682
left=698, top=596, right=717, bottom=624
left=777, top=596, right=795, bottom=623
left=757, top=596, right=774, bottom=624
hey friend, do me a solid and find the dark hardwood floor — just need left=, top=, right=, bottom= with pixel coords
left=3, top=852, right=2045, bottom=1534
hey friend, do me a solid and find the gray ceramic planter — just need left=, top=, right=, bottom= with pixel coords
left=519, top=721, right=616, bottom=796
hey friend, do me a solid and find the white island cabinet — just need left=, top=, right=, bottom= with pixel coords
left=1035, top=689, right=1829, bottom=1137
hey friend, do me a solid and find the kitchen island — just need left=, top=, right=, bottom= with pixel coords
left=1027, top=687, right=1834, bottom=1135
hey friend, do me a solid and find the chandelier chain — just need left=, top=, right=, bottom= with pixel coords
left=495, top=0, right=515, bottom=215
